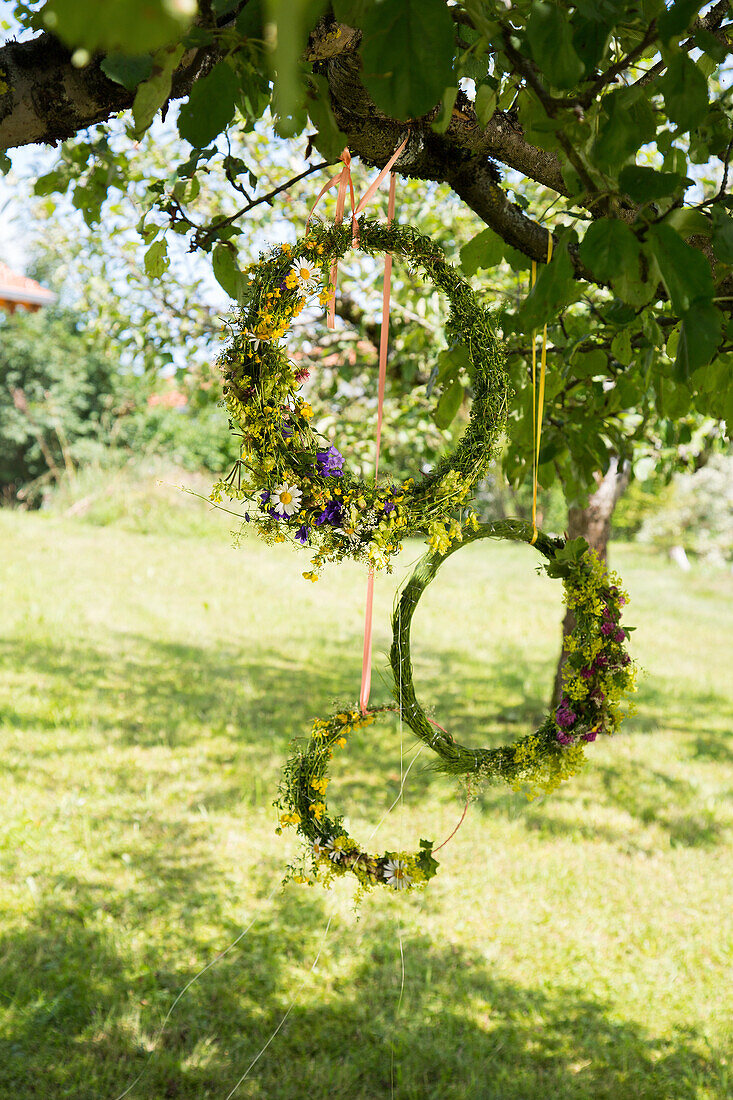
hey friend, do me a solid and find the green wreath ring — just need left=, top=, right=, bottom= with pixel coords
left=390, top=519, right=638, bottom=799
left=214, top=219, right=507, bottom=578
left=275, top=705, right=439, bottom=893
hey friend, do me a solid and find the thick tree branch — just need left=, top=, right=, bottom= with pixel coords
left=0, top=31, right=221, bottom=150
left=314, top=28, right=594, bottom=276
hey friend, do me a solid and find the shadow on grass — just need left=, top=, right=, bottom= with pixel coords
left=0, top=886, right=728, bottom=1100
left=2, top=633, right=731, bottom=848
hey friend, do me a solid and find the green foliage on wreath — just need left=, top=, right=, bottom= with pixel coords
left=275, top=705, right=439, bottom=894
left=212, top=218, right=506, bottom=579
left=391, top=519, right=638, bottom=799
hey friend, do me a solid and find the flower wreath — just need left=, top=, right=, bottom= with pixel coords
left=275, top=706, right=439, bottom=893
left=213, top=219, right=506, bottom=579
left=391, top=519, right=638, bottom=799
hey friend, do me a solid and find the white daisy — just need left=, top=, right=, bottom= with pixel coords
left=383, top=858, right=412, bottom=891
left=271, top=482, right=302, bottom=517
left=291, top=261, right=320, bottom=293
left=312, top=838, right=326, bottom=858
left=324, top=837, right=342, bottom=863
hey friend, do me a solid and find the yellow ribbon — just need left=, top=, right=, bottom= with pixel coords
left=530, top=232, right=553, bottom=545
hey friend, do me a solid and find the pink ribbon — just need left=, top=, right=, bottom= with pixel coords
left=308, top=138, right=410, bottom=713
left=307, top=137, right=408, bottom=330
left=359, top=168, right=398, bottom=715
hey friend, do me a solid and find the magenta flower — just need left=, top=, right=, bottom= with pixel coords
left=556, top=699, right=577, bottom=730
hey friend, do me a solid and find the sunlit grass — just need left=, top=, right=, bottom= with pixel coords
left=0, top=504, right=731, bottom=1099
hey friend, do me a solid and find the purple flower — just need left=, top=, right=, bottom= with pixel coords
left=594, top=655, right=609, bottom=671
left=556, top=731, right=573, bottom=745
left=621, top=653, right=631, bottom=667
left=281, top=425, right=294, bottom=439
left=601, top=621, right=615, bottom=636
left=244, top=512, right=250, bottom=523
left=316, top=446, right=344, bottom=477
left=295, top=524, right=310, bottom=544
left=590, top=687, right=606, bottom=704
left=315, top=499, right=345, bottom=526
left=556, top=699, right=577, bottom=730
left=260, top=491, right=271, bottom=504
left=383, top=501, right=395, bottom=514
left=581, top=666, right=594, bottom=680
left=582, top=728, right=598, bottom=743
left=614, top=628, right=625, bottom=643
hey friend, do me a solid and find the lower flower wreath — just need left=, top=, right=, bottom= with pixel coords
left=276, top=706, right=439, bottom=893
left=391, top=519, right=638, bottom=799
left=275, top=519, right=638, bottom=891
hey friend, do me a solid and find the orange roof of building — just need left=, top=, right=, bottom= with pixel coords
left=0, top=262, right=56, bottom=308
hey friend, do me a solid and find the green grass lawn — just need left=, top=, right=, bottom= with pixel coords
left=0, top=502, right=731, bottom=1099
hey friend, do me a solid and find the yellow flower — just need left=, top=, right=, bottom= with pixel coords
left=279, top=811, right=301, bottom=827
left=300, top=402, right=313, bottom=419
left=311, top=802, right=326, bottom=821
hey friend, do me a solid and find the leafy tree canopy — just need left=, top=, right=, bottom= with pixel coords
left=0, top=0, right=731, bottom=507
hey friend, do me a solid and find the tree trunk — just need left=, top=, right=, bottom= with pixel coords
left=550, top=457, right=631, bottom=707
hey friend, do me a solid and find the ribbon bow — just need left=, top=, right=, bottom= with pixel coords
left=307, top=137, right=408, bottom=329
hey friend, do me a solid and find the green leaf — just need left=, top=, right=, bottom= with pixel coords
left=665, top=208, right=711, bottom=239
left=33, top=169, right=69, bottom=196
left=474, top=83, right=496, bottom=127
left=675, top=302, right=723, bottom=380
left=306, top=76, right=345, bottom=160
left=647, top=223, right=714, bottom=314
left=517, top=245, right=577, bottom=330
left=0, top=152, right=10, bottom=175
left=434, top=378, right=464, bottom=429
left=618, top=165, right=690, bottom=204
left=212, top=243, right=245, bottom=301
left=100, top=52, right=153, bottom=91
left=267, top=0, right=329, bottom=123
left=42, top=0, right=192, bottom=52
left=711, top=207, right=733, bottom=264
left=178, top=61, right=240, bottom=148
left=570, top=12, right=610, bottom=72
left=432, top=86, right=458, bottom=134
left=693, top=26, right=729, bottom=64
left=332, top=0, right=374, bottom=23
left=144, top=239, right=169, bottom=277
left=131, top=44, right=184, bottom=138
left=593, top=88, right=656, bottom=173
left=658, top=0, right=703, bottom=43
left=659, top=53, right=708, bottom=134
left=579, top=219, right=640, bottom=283
left=572, top=349, right=606, bottom=378
left=460, top=228, right=504, bottom=276
left=360, top=0, right=456, bottom=119
left=434, top=344, right=471, bottom=386
left=611, top=329, right=632, bottom=366
left=526, top=2, right=584, bottom=89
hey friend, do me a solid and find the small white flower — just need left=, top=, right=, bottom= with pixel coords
left=291, top=262, right=320, bottom=293
left=312, top=838, right=326, bottom=858
left=271, top=482, right=302, bottom=517
left=241, top=330, right=265, bottom=351
left=383, top=858, right=412, bottom=890
left=324, top=837, right=342, bottom=862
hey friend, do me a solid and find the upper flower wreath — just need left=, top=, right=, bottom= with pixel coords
left=213, top=219, right=507, bottom=579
